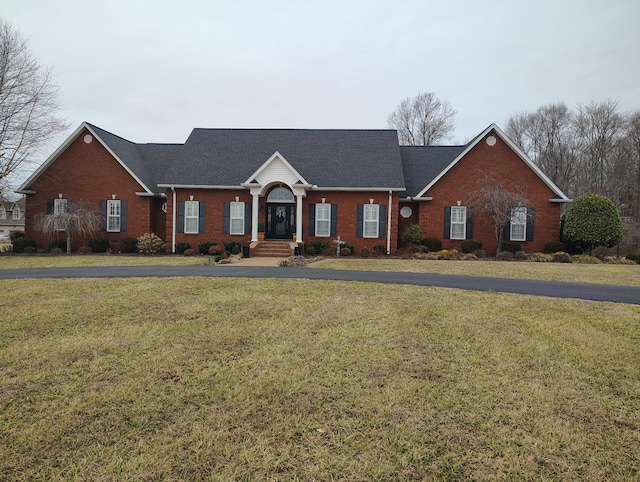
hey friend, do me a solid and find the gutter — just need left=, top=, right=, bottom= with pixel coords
left=387, top=190, right=392, bottom=255
left=171, top=187, right=176, bottom=253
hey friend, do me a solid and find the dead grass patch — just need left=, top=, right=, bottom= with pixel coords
left=0, top=278, right=638, bottom=480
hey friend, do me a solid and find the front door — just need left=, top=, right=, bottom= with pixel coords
left=266, top=203, right=295, bottom=239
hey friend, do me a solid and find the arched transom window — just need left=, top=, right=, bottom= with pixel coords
left=267, top=187, right=294, bottom=203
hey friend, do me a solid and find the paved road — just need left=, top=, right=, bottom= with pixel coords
left=1, top=265, right=638, bottom=304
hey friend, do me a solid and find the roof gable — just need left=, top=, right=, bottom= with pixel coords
left=246, top=151, right=310, bottom=187
left=414, top=124, right=570, bottom=201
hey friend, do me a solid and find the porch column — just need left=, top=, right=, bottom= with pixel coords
left=295, top=193, right=303, bottom=243
left=251, top=192, right=260, bottom=242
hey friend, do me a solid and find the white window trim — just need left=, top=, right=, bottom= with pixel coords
left=107, top=200, right=121, bottom=232
left=230, top=201, right=245, bottom=235
left=450, top=206, right=466, bottom=240
left=54, top=198, right=67, bottom=231
left=0, top=207, right=6, bottom=219
left=510, top=207, right=527, bottom=242
left=363, top=204, right=379, bottom=238
left=184, top=200, right=199, bottom=234
left=12, top=208, right=20, bottom=220
left=315, top=203, right=330, bottom=237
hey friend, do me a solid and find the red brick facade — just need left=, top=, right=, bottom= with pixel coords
left=20, top=124, right=567, bottom=255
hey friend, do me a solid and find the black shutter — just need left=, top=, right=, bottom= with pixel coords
left=308, top=204, right=315, bottom=236
left=466, top=207, right=473, bottom=240
left=100, top=200, right=107, bottom=231
left=223, top=202, right=230, bottom=234
left=503, top=222, right=510, bottom=241
left=244, top=202, right=251, bottom=235
left=526, top=208, right=535, bottom=241
left=378, top=205, right=386, bottom=238
left=198, top=202, right=205, bottom=233
left=444, top=206, right=451, bottom=239
left=356, top=205, right=363, bottom=237
left=177, top=201, right=185, bottom=233
left=120, top=200, right=127, bottom=232
left=46, top=199, right=54, bottom=214
left=330, top=204, right=338, bottom=237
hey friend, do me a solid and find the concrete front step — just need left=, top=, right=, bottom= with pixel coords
left=250, top=241, right=297, bottom=258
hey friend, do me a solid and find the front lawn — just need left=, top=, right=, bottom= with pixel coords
left=1, top=278, right=638, bottom=480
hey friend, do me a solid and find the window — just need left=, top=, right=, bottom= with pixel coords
left=184, top=201, right=199, bottom=234
left=230, top=201, right=245, bottom=235
left=315, top=203, right=331, bottom=237
left=54, top=198, right=67, bottom=230
left=12, top=207, right=20, bottom=220
left=363, top=204, right=379, bottom=238
left=106, top=200, right=121, bottom=232
left=0, top=206, right=5, bottom=219
left=450, top=206, right=466, bottom=240
left=510, top=207, right=527, bottom=241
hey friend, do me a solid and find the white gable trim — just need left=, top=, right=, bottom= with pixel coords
left=415, top=124, right=570, bottom=201
left=16, top=122, right=152, bottom=195
left=245, top=151, right=310, bottom=188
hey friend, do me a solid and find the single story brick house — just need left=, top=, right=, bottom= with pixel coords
left=17, top=122, right=570, bottom=255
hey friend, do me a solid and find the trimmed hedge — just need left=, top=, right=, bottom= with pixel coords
left=120, top=237, right=138, bottom=253
left=544, top=241, right=565, bottom=254
left=88, top=238, right=110, bottom=253
left=12, top=237, right=36, bottom=253
left=501, top=241, right=522, bottom=254
left=48, top=239, right=67, bottom=251
left=460, top=239, right=482, bottom=254
left=421, top=237, right=442, bottom=252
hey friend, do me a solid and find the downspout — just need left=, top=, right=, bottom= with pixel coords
left=387, top=190, right=392, bottom=255
left=171, top=187, right=176, bottom=253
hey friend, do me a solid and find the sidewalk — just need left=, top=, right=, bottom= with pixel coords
left=225, top=256, right=284, bottom=267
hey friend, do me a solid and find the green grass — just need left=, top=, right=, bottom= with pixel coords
left=0, top=254, right=206, bottom=269
left=1, top=278, right=638, bottom=480
left=312, top=258, right=640, bottom=286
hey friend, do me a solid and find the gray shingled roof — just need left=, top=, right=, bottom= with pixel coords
left=399, top=145, right=467, bottom=197
left=166, top=128, right=406, bottom=188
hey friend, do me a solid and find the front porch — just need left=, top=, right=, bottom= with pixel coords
left=249, top=240, right=300, bottom=258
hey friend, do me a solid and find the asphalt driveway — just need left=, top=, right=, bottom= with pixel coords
left=0, top=265, right=638, bottom=304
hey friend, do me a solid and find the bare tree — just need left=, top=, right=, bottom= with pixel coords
left=0, top=19, right=68, bottom=194
left=35, top=201, right=101, bottom=253
left=387, top=92, right=456, bottom=145
left=572, top=100, right=626, bottom=197
left=506, top=103, right=580, bottom=197
left=472, top=176, right=532, bottom=253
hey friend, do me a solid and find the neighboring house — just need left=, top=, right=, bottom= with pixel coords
left=0, top=197, right=26, bottom=237
left=16, top=122, right=570, bottom=255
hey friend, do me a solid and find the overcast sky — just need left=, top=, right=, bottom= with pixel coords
left=2, top=0, right=639, bottom=189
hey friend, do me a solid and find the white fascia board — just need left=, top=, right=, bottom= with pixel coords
left=312, top=187, right=405, bottom=192
left=84, top=124, right=153, bottom=194
left=157, top=184, right=241, bottom=190
left=415, top=124, right=571, bottom=201
left=17, top=122, right=154, bottom=195
left=245, top=151, right=310, bottom=185
left=17, top=123, right=88, bottom=192
left=550, top=197, right=573, bottom=203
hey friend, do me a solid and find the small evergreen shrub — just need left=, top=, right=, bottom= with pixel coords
left=120, top=237, right=138, bottom=253
left=88, top=237, right=110, bottom=253
left=309, top=241, right=329, bottom=256
left=514, top=250, right=527, bottom=261
left=339, top=247, right=351, bottom=256
left=12, top=237, right=36, bottom=253
left=224, top=241, right=242, bottom=254
left=9, top=231, right=25, bottom=241
left=626, top=252, right=640, bottom=263
left=198, top=241, right=217, bottom=255
left=544, top=241, right=565, bottom=254
left=137, top=233, right=166, bottom=254
left=359, top=247, right=370, bottom=258
left=501, top=241, right=522, bottom=254
left=373, top=244, right=387, bottom=256
left=48, top=239, right=67, bottom=251
left=552, top=252, right=572, bottom=263
left=175, top=242, right=191, bottom=255
left=183, top=248, right=197, bottom=256
left=496, top=251, right=513, bottom=261
left=401, top=224, right=425, bottom=247
left=421, top=237, right=442, bottom=252
left=306, top=246, right=317, bottom=256
left=460, top=239, right=482, bottom=254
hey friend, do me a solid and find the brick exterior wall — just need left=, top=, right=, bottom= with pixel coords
left=417, top=130, right=563, bottom=255
left=167, top=188, right=400, bottom=254
left=24, top=128, right=165, bottom=251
